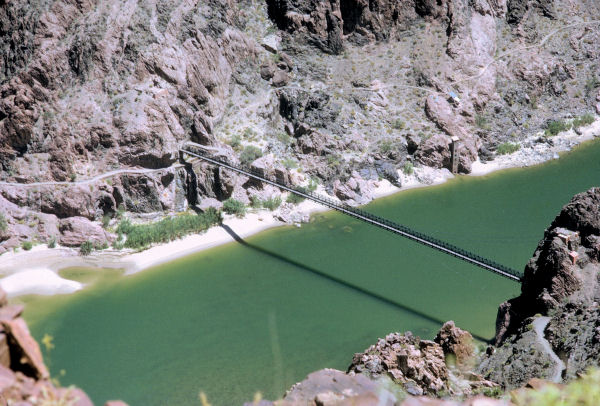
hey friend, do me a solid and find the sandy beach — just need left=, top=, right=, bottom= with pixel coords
left=1, top=120, right=598, bottom=298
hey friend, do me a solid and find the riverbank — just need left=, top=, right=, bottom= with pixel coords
left=2, top=119, right=599, bottom=297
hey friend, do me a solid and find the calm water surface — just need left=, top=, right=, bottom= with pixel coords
left=22, top=140, right=600, bottom=405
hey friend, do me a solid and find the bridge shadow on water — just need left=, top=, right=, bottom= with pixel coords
left=220, top=224, right=492, bottom=343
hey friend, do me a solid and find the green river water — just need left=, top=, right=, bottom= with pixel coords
left=21, top=140, right=600, bottom=405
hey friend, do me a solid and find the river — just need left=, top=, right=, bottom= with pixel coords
left=21, top=139, right=600, bottom=405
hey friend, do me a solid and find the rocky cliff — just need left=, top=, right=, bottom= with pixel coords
left=479, top=187, right=600, bottom=388
left=1, top=0, right=599, bottom=251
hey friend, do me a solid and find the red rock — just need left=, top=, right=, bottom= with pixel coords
left=0, top=365, right=17, bottom=392
left=58, top=216, right=114, bottom=247
left=0, top=333, right=11, bottom=368
left=1, top=318, right=49, bottom=379
left=0, top=305, right=25, bottom=322
left=104, top=401, right=130, bottom=406
left=435, top=321, right=475, bottom=368
left=0, top=287, right=7, bottom=307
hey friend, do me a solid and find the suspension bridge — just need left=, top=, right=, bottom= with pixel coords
left=180, top=147, right=522, bottom=283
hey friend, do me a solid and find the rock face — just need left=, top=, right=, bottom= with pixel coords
left=495, top=188, right=600, bottom=344
left=0, top=0, right=255, bottom=249
left=349, top=332, right=448, bottom=396
left=481, top=187, right=600, bottom=388
left=434, top=321, right=475, bottom=369
left=347, top=323, right=495, bottom=397
left=2, top=0, right=599, bottom=251
left=0, top=287, right=125, bottom=405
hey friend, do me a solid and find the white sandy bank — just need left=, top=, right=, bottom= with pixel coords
left=0, top=268, right=82, bottom=297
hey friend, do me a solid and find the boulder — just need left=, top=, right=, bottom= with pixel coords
left=434, top=321, right=475, bottom=368
left=1, top=318, right=49, bottom=379
left=260, top=63, right=276, bottom=80
left=333, top=172, right=374, bottom=205
left=283, top=369, right=397, bottom=405
left=348, top=331, right=448, bottom=395
left=271, top=70, right=289, bottom=87
left=415, top=134, right=452, bottom=170
left=58, top=217, right=114, bottom=247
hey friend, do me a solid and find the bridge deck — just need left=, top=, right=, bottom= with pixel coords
left=180, top=148, right=522, bottom=282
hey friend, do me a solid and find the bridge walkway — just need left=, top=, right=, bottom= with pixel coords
left=180, top=147, right=522, bottom=282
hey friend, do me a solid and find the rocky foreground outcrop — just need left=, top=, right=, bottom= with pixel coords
left=479, top=187, right=600, bottom=388
left=0, top=287, right=125, bottom=405
left=253, top=322, right=504, bottom=405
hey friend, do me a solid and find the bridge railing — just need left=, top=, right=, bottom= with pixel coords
left=180, top=148, right=523, bottom=282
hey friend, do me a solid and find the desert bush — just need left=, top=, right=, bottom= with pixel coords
left=21, top=241, right=33, bottom=251
left=403, top=162, right=414, bottom=175
left=0, top=213, right=6, bottom=232
left=262, top=196, right=282, bottom=211
left=48, top=237, right=57, bottom=249
left=496, top=142, right=520, bottom=155
left=545, top=120, right=571, bottom=136
left=240, top=146, right=263, bottom=166
left=572, top=113, right=595, bottom=129
left=79, top=241, right=93, bottom=256
left=222, top=198, right=246, bottom=217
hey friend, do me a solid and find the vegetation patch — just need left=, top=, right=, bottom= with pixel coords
left=572, top=113, right=595, bottom=129
left=286, top=179, right=318, bottom=204
left=222, top=198, right=246, bottom=217
left=117, top=209, right=222, bottom=249
left=79, top=241, right=94, bottom=256
left=496, top=142, right=520, bottom=155
left=0, top=212, right=6, bottom=232
left=545, top=120, right=571, bottom=137
left=251, top=196, right=282, bottom=211
left=403, top=162, right=414, bottom=175
left=240, top=146, right=263, bottom=166
left=21, top=241, right=33, bottom=251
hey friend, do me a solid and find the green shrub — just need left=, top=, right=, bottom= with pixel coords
left=116, top=209, right=222, bottom=249
left=48, top=236, right=56, bottom=249
left=222, top=198, right=246, bottom=217
left=21, top=241, right=33, bottom=251
left=117, top=204, right=126, bottom=219
left=101, top=214, right=111, bottom=228
left=0, top=212, right=6, bottom=232
left=380, top=140, right=394, bottom=154
left=403, top=162, right=414, bottom=175
left=240, top=146, right=263, bottom=166
left=287, top=187, right=309, bottom=204
left=276, top=132, right=292, bottom=146
left=282, top=158, right=298, bottom=169
left=545, top=120, right=571, bottom=136
left=262, top=196, right=282, bottom=211
left=572, top=113, right=595, bottom=129
left=79, top=241, right=93, bottom=256
left=475, top=114, right=491, bottom=130
left=497, top=142, right=520, bottom=155
left=250, top=196, right=282, bottom=211
left=392, top=119, right=405, bottom=130
left=229, top=133, right=242, bottom=150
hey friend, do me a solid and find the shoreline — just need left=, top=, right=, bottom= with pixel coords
left=1, top=121, right=599, bottom=297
